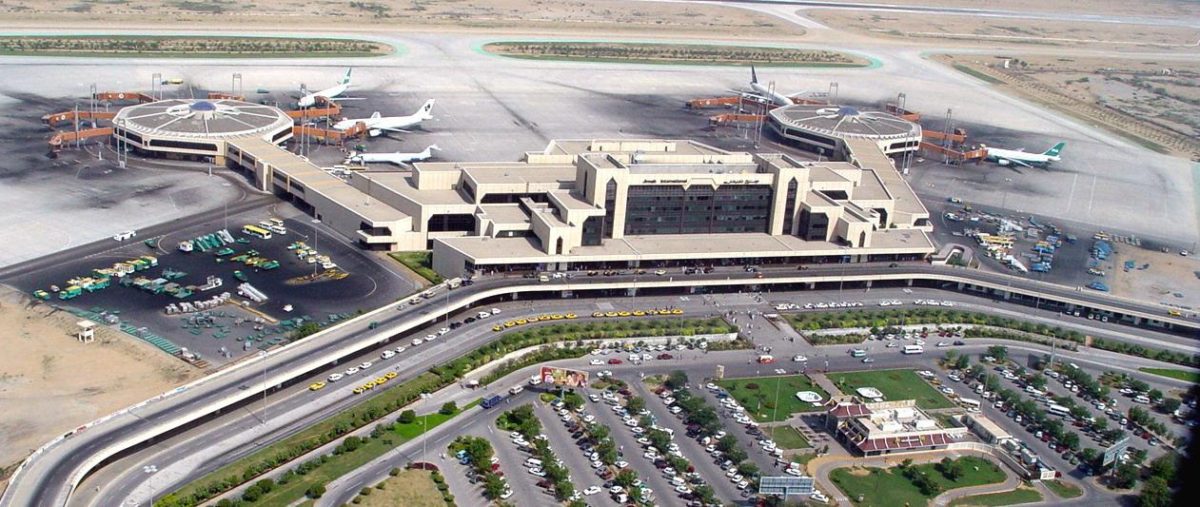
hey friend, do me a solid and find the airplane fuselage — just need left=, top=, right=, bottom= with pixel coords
left=750, top=82, right=794, bottom=107
left=334, top=115, right=421, bottom=134
left=298, top=83, right=348, bottom=108
left=985, top=147, right=1059, bottom=166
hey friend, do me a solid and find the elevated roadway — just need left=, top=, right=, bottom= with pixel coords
left=2, top=263, right=1196, bottom=507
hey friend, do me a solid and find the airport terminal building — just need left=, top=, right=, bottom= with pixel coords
left=213, top=133, right=932, bottom=277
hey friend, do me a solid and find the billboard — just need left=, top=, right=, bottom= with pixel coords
left=759, top=476, right=814, bottom=496
left=540, top=366, right=588, bottom=388
left=1102, top=435, right=1131, bottom=467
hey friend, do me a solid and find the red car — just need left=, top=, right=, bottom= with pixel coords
left=657, top=353, right=674, bottom=360
left=608, top=358, right=623, bottom=365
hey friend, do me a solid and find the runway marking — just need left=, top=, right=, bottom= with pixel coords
left=1086, top=174, right=1098, bottom=216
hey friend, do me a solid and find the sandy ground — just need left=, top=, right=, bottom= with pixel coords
left=0, top=0, right=803, bottom=39
left=0, top=287, right=200, bottom=476
left=1108, top=249, right=1200, bottom=313
left=799, top=0, right=1200, bottom=18
left=934, top=54, right=1200, bottom=159
left=806, top=9, right=1200, bottom=51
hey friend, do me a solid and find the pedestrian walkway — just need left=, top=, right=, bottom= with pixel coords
left=808, top=372, right=844, bottom=398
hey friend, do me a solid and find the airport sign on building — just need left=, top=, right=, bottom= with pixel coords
left=1102, top=435, right=1132, bottom=467
left=758, top=475, right=814, bottom=496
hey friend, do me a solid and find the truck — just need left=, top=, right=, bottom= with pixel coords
left=757, top=355, right=776, bottom=364
left=58, top=286, right=82, bottom=300
left=446, top=277, right=463, bottom=289
left=481, top=395, right=504, bottom=409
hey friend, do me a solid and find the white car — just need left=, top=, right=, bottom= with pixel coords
left=412, top=338, right=423, bottom=346
left=358, top=361, right=372, bottom=369
left=736, top=480, right=749, bottom=490
left=584, top=415, right=596, bottom=423
left=584, top=486, right=602, bottom=496
left=792, top=355, right=808, bottom=362
left=438, top=327, right=450, bottom=335
left=112, top=230, right=136, bottom=241
left=394, top=346, right=406, bottom=353
left=614, top=461, right=629, bottom=469
left=500, top=489, right=514, bottom=499
left=381, top=350, right=396, bottom=359
left=785, top=467, right=803, bottom=477
left=344, top=367, right=360, bottom=375
left=528, top=467, right=547, bottom=477
left=327, top=373, right=344, bottom=382
left=491, top=308, right=502, bottom=315
left=425, top=334, right=437, bottom=341
left=590, top=359, right=605, bottom=365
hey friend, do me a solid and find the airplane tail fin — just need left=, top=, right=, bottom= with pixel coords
left=418, top=99, right=435, bottom=119
left=342, top=68, right=353, bottom=85
left=751, top=65, right=758, bottom=84
left=1043, top=142, right=1066, bottom=157
left=428, top=144, right=441, bottom=152
left=370, top=111, right=381, bottom=119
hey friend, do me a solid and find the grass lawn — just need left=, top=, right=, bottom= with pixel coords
left=1043, top=479, right=1083, bottom=499
left=826, top=369, right=953, bottom=409
left=831, top=457, right=1006, bottom=506
left=949, top=486, right=1041, bottom=507
left=767, top=425, right=811, bottom=449
left=388, top=251, right=443, bottom=284
left=250, top=405, right=469, bottom=506
left=1138, top=367, right=1200, bottom=383
left=716, top=374, right=830, bottom=422
left=354, top=469, right=444, bottom=507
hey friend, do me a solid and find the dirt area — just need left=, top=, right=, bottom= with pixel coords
left=1108, top=249, right=1200, bottom=314
left=354, top=469, right=443, bottom=507
left=0, top=287, right=200, bottom=477
left=803, top=0, right=1200, bottom=17
left=935, top=54, right=1200, bottom=159
left=0, top=0, right=801, bottom=39
left=807, top=10, right=1200, bottom=51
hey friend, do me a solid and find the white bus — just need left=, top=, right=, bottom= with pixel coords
left=1048, top=404, right=1071, bottom=417
left=959, top=398, right=981, bottom=410
left=902, top=345, right=924, bottom=355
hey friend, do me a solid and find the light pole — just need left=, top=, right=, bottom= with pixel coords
left=311, top=219, right=322, bottom=276
left=258, top=350, right=269, bottom=425
left=142, top=464, right=158, bottom=507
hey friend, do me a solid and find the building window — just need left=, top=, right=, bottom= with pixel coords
left=427, top=214, right=475, bottom=232
left=603, top=179, right=617, bottom=238
left=480, top=193, right=548, bottom=204
left=581, top=215, right=603, bottom=246
left=148, top=139, right=218, bottom=152
left=781, top=178, right=798, bottom=235
left=623, top=184, right=772, bottom=235
left=797, top=209, right=829, bottom=241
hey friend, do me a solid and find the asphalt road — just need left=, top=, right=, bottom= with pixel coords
left=6, top=263, right=1198, bottom=507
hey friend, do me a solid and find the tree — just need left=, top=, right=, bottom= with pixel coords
left=398, top=410, right=416, bottom=424
left=954, top=354, right=970, bottom=370
left=1079, top=448, right=1099, bottom=467
left=1113, top=462, right=1139, bottom=489
left=1092, top=417, right=1109, bottom=433
left=1159, top=398, right=1181, bottom=414
left=1139, top=477, right=1172, bottom=507
left=306, top=483, right=326, bottom=498
left=969, top=364, right=986, bottom=380
left=665, top=370, right=688, bottom=390
left=626, top=396, right=646, bottom=414
left=1063, top=431, right=1081, bottom=451
left=649, top=430, right=672, bottom=452
left=1148, top=454, right=1176, bottom=482
left=737, top=461, right=760, bottom=478
left=986, top=345, right=1008, bottom=362
left=614, top=469, right=637, bottom=488
left=1148, top=389, right=1163, bottom=402
left=1030, top=374, right=1048, bottom=390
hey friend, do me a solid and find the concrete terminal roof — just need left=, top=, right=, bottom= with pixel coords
left=361, top=172, right=474, bottom=207
left=116, top=99, right=292, bottom=139
left=416, top=162, right=577, bottom=186
left=537, top=139, right=732, bottom=157
left=478, top=204, right=531, bottom=226
left=439, top=229, right=933, bottom=264
left=769, top=104, right=919, bottom=139
left=233, top=138, right=408, bottom=223
left=844, top=139, right=928, bottom=217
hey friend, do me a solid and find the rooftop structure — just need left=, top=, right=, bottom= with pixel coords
left=767, top=103, right=922, bottom=158
left=825, top=398, right=967, bottom=456
left=113, top=99, right=293, bottom=160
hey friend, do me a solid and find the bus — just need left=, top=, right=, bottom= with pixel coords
left=959, top=398, right=981, bottom=410
left=902, top=345, right=924, bottom=355
left=243, top=224, right=273, bottom=240
left=1048, top=404, right=1071, bottom=417
left=850, top=349, right=867, bottom=358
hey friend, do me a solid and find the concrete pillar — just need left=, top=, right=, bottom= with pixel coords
left=808, top=282, right=816, bottom=290
left=906, top=278, right=914, bottom=287
left=865, top=280, right=872, bottom=288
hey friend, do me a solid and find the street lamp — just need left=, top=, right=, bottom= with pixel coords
left=311, top=219, right=322, bottom=276
left=258, top=350, right=269, bottom=425
left=142, top=465, right=158, bottom=507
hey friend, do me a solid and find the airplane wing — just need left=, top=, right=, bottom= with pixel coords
left=329, top=97, right=367, bottom=102
left=377, top=127, right=413, bottom=134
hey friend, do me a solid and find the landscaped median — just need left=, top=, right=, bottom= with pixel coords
left=0, top=35, right=391, bottom=58
left=826, top=369, right=954, bottom=410
left=949, top=485, right=1042, bottom=506
left=480, top=41, right=870, bottom=67
left=830, top=456, right=1006, bottom=506
left=715, top=374, right=830, bottom=422
left=157, top=317, right=731, bottom=507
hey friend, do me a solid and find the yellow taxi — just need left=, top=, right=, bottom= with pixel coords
left=605, top=311, right=619, bottom=318
left=551, top=314, right=564, bottom=320
left=308, top=382, right=326, bottom=391
left=538, top=314, right=552, bottom=321
left=617, top=311, right=631, bottom=317
left=592, top=311, right=605, bottom=318
left=384, top=371, right=398, bottom=380
left=353, top=387, right=366, bottom=395
left=492, top=325, right=504, bottom=332
left=504, top=321, right=517, bottom=328
left=632, top=310, right=646, bottom=317
left=516, top=319, right=529, bottom=325
left=565, top=313, right=577, bottom=319
left=646, top=309, right=659, bottom=316
left=376, top=376, right=389, bottom=384
left=671, top=308, right=684, bottom=315
left=364, top=381, right=377, bottom=389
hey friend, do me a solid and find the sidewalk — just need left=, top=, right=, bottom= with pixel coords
left=808, top=372, right=844, bottom=398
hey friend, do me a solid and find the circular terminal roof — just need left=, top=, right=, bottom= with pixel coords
left=114, top=99, right=292, bottom=139
left=769, top=103, right=919, bottom=140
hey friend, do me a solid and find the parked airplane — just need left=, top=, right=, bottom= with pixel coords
left=346, top=145, right=440, bottom=166
left=983, top=142, right=1066, bottom=168
left=333, top=99, right=435, bottom=136
left=297, top=68, right=356, bottom=108
left=744, top=66, right=806, bottom=107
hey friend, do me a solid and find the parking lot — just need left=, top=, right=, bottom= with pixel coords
left=3, top=210, right=414, bottom=365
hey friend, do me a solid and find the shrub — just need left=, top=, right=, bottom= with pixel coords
left=306, top=484, right=326, bottom=498
left=360, top=487, right=372, bottom=496
left=389, top=467, right=401, bottom=476
left=398, top=409, right=416, bottom=424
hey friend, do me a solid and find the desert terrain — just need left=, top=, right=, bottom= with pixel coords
left=0, top=287, right=200, bottom=481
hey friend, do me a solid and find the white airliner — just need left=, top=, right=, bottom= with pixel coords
left=333, top=100, right=435, bottom=137
left=745, top=66, right=805, bottom=107
left=346, top=145, right=440, bottom=166
left=297, top=68, right=355, bottom=108
left=983, top=142, right=1066, bottom=168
